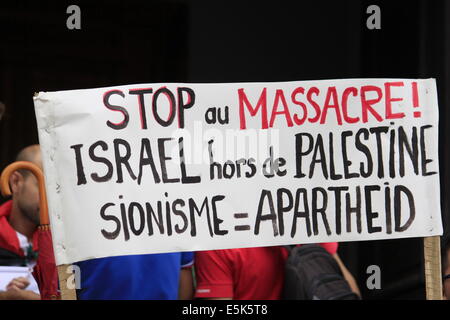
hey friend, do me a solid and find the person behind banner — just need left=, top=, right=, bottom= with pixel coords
left=194, top=243, right=360, bottom=300
left=0, top=145, right=45, bottom=299
left=74, top=251, right=195, bottom=300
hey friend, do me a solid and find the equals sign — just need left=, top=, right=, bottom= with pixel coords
left=234, top=213, right=250, bottom=231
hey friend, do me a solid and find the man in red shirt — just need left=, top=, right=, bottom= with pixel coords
left=194, top=243, right=360, bottom=300
left=0, top=145, right=43, bottom=300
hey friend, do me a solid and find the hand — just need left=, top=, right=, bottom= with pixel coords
left=6, top=277, right=30, bottom=291
left=0, top=277, right=40, bottom=300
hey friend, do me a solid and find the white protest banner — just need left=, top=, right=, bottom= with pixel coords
left=34, top=78, right=442, bottom=265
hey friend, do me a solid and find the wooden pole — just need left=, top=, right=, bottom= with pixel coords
left=0, top=161, right=77, bottom=300
left=424, top=236, right=443, bottom=300
left=57, top=265, right=77, bottom=300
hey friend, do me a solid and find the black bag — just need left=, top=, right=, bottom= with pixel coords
left=282, top=244, right=360, bottom=300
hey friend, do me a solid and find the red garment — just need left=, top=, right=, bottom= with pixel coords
left=0, top=201, right=39, bottom=256
left=194, top=243, right=338, bottom=300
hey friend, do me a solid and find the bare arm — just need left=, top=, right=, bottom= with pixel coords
left=178, top=267, right=194, bottom=300
left=333, top=253, right=361, bottom=297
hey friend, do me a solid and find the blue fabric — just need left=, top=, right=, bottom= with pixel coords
left=74, top=252, right=194, bottom=300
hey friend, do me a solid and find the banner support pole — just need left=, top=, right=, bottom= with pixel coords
left=424, top=236, right=443, bottom=300
left=58, top=265, right=77, bottom=300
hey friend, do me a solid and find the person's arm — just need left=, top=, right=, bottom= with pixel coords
left=0, top=277, right=41, bottom=300
left=333, top=253, right=361, bottom=297
left=0, top=288, right=40, bottom=300
left=178, top=267, right=194, bottom=300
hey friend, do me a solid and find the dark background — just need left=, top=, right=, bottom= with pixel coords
left=0, top=0, right=448, bottom=299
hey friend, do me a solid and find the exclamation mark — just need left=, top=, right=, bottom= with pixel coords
left=412, top=82, right=421, bottom=118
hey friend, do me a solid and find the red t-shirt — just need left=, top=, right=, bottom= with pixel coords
left=194, top=243, right=338, bottom=300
